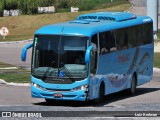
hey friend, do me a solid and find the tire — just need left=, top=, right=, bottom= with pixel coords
left=130, top=74, right=137, bottom=96
left=94, top=83, right=105, bottom=104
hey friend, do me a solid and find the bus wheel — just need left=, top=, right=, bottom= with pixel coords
left=130, top=74, right=137, bottom=96
left=94, top=83, right=104, bottom=104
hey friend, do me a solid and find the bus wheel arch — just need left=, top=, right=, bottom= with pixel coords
left=94, top=81, right=105, bottom=104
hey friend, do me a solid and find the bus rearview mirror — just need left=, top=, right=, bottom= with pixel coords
left=21, top=43, right=33, bottom=61
left=85, top=45, right=93, bottom=63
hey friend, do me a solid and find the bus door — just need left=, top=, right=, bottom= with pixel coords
left=89, top=34, right=99, bottom=100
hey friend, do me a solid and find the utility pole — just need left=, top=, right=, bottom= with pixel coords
left=147, top=0, right=158, bottom=40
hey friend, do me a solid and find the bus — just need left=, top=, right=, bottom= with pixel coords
left=21, top=12, right=153, bottom=103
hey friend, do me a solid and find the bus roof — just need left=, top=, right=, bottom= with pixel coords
left=35, top=12, right=152, bottom=37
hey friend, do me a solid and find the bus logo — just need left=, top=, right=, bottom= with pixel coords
left=118, top=53, right=130, bottom=63
left=2, top=112, right=11, bottom=117
left=59, top=71, right=65, bottom=77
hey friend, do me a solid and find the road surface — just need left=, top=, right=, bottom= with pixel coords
left=0, top=71, right=160, bottom=119
left=0, top=41, right=32, bottom=70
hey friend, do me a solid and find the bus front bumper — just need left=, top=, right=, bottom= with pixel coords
left=31, top=84, right=88, bottom=101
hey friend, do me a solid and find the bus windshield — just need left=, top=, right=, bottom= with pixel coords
left=32, top=35, right=88, bottom=80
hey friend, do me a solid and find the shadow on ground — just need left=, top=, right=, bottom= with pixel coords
left=33, top=87, right=160, bottom=107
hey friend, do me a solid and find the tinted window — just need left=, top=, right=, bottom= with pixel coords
left=117, top=22, right=153, bottom=49
left=99, top=31, right=117, bottom=54
left=97, top=22, right=153, bottom=53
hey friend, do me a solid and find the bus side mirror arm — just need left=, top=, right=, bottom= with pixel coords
left=85, top=45, right=93, bottom=63
left=21, top=43, right=33, bottom=61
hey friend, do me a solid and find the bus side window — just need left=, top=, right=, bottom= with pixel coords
left=110, top=31, right=117, bottom=52
left=99, top=31, right=117, bottom=54
left=116, top=29, right=129, bottom=50
left=136, top=25, right=143, bottom=46
left=116, top=29, right=124, bottom=50
left=91, top=34, right=98, bottom=75
left=124, top=32, right=128, bottom=48
left=128, top=27, right=134, bottom=48
left=99, top=32, right=108, bottom=54
left=143, top=23, right=153, bottom=44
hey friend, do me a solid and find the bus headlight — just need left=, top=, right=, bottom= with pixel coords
left=31, top=82, right=46, bottom=91
left=31, top=82, right=40, bottom=88
left=71, top=85, right=88, bottom=91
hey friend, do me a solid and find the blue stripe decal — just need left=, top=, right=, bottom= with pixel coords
left=107, top=47, right=140, bottom=88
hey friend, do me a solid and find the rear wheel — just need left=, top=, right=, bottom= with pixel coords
left=130, top=74, right=137, bottom=95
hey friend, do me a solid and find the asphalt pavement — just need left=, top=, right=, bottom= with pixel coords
left=0, top=71, right=160, bottom=120
left=0, top=40, right=32, bottom=70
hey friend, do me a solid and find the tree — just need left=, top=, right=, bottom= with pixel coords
left=4, top=0, right=18, bottom=10
left=0, top=0, right=4, bottom=17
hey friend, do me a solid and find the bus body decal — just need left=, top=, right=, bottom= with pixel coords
left=107, top=47, right=140, bottom=88
left=136, top=53, right=150, bottom=75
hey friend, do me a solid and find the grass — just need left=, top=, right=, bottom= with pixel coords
left=0, top=61, right=14, bottom=68
left=157, top=29, right=160, bottom=41
left=0, top=2, right=131, bottom=42
left=93, top=0, right=129, bottom=10
left=154, top=53, right=160, bottom=68
left=0, top=62, right=30, bottom=83
left=0, top=70, right=30, bottom=83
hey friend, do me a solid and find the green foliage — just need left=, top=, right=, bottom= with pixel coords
left=0, top=62, right=30, bottom=83
left=4, top=0, right=18, bottom=10
left=157, top=30, right=160, bottom=41
left=0, top=71, right=30, bottom=83
left=18, top=0, right=39, bottom=14
left=154, top=53, right=160, bottom=68
left=0, top=0, right=129, bottom=15
left=0, top=0, right=4, bottom=16
left=76, top=0, right=111, bottom=11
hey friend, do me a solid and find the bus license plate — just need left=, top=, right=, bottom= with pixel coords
left=53, top=93, right=63, bottom=98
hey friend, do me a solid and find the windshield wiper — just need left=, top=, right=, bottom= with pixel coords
left=42, top=60, right=55, bottom=80
left=59, top=65, right=75, bottom=82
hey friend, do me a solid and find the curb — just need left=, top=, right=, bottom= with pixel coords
left=7, top=82, right=30, bottom=86
left=0, top=79, right=30, bottom=86
left=0, top=79, right=7, bottom=84
left=0, top=67, right=18, bottom=70
left=0, top=39, right=33, bottom=44
left=153, top=68, right=160, bottom=73
left=0, top=80, right=30, bottom=86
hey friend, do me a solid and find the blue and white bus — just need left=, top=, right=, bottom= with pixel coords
left=21, top=12, right=153, bottom=103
